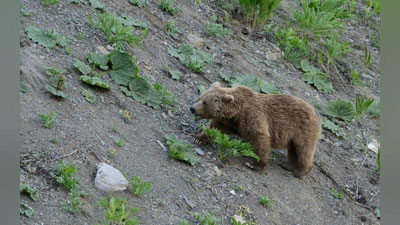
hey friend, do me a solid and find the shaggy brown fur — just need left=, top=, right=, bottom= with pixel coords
left=190, top=82, right=321, bottom=177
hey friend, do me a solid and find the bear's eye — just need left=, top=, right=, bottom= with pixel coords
left=203, top=101, right=207, bottom=105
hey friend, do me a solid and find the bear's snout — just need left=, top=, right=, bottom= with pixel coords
left=190, top=106, right=196, bottom=114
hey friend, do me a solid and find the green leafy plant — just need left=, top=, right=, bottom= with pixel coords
left=25, top=26, right=70, bottom=49
left=164, top=66, right=183, bottom=80
left=109, top=50, right=139, bottom=86
left=87, top=52, right=109, bottom=70
left=96, top=13, right=146, bottom=50
left=167, top=44, right=213, bottom=73
left=125, top=175, right=152, bottom=196
left=323, top=99, right=355, bottom=122
left=221, top=73, right=279, bottom=94
left=80, top=76, right=112, bottom=90
left=75, top=31, right=88, bottom=40
left=20, top=3, right=32, bottom=16
left=50, top=161, right=78, bottom=191
left=259, top=194, right=273, bottom=208
left=300, top=60, right=333, bottom=93
left=160, top=0, right=175, bottom=16
left=20, top=184, right=39, bottom=202
left=164, top=135, right=201, bottom=166
left=350, top=69, right=363, bottom=86
left=364, top=0, right=380, bottom=14
left=166, top=20, right=182, bottom=39
left=39, top=112, right=57, bottom=128
left=369, top=33, right=380, bottom=48
left=97, top=195, right=140, bottom=225
left=89, top=0, right=105, bottom=10
left=238, top=0, right=282, bottom=30
left=115, top=138, right=125, bottom=147
left=200, top=126, right=260, bottom=161
left=273, top=27, right=308, bottom=63
left=117, top=14, right=148, bottom=30
left=193, top=211, right=221, bottom=225
left=354, top=96, right=374, bottom=122
left=368, top=99, right=380, bottom=118
left=49, top=137, right=59, bottom=143
left=204, top=15, right=231, bottom=37
left=364, top=46, right=371, bottom=67
left=63, top=189, right=87, bottom=214
left=321, top=116, right=345, bottom=138
left=324, top=38, right=352, bottom=65
left=74, top=58, right=92, bottom=75
left=231, top=215, right=251, bottom=225
left=376, top=147, right=381, bottom=172
left=81, top=88, right=96, bottom=103
left=330, top=189, right=344, bottom=199
left=20, top=203, right=34, bottom=218
left=42, top=0, right=59, bottom=6
left=198, top=85, right=206, bottom=94
left=44, top=67, right=69, bottom=98
left=129, top=0, right=147, bottom=7
left=177, top=219, right=190, bottom=225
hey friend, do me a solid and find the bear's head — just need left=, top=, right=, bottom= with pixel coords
left=190, top=82, right=236, bottom=120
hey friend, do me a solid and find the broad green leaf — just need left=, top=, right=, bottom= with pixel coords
left=25, top=26, right=57, bottom=48
left=20, top=184, right=39, bottom=201
left=323, top=99, right=355, bottom=122
left=300, top=60, right=333, bottom=93
left=110, top=51, right=138, bottom=86
left=87, top=53, right=109, bottom=70
left=79, top=76, right=112, bottom=90
left=20, top=203, right=34, bottom=218
left=20, top=83, right=28, bottom=93
left=321, top=116, right=345, bottom=138
left=81, top=88, right=96, bottom=103
left=167, top=44, right=212, bottom=73
left=164, top=135, right=200, bottom=166
left=231, top=74, right=279, bottom=94
left=119, top=14, right=148, bottom=29
left=128, top=75, right=152, bottom=104
left=73, top=58, right=92, bottom=75
left=45, top=67, right=65, bottom=76
left=120, top=86, right=132, bottom=96
left=165, top=66, right=183, bottom=80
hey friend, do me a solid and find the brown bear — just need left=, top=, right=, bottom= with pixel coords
left=190, top=82, right=321, bottom=177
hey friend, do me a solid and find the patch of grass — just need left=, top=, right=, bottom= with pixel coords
left=96, top=12, right=146, bottom=50
left=259, top=194, right=273, bottom=208
left=167, top=44, right=213, bottom=73
left=166, top=20, right=182, bottom=39
left=354, top=96, right=374, bottom=123
left=164, top=135, right=201, bottom=166
left=97, top=195, right=139, bottom=225
left=238, top=0, right=282, bottom=30
left=75, top=31, right=88, bottom=40
left=330, top=189, right=344, bottom=199
left=177, top=219, right=190, bottom=225
left=129, top=0, right=147, bottom=7
left=193, top=211, right=221, bottom=225
left=376, top=147, right=380, bottom=172
left=87, top=15, right=95, bottom=28
left=42, top=0, right=59, bottom=6
left=273, top=27, right=309, bottom=64
left=44, top=67, right=69, bottom=98
left=49, top=137, right=59, bottom=144
left=20, top=184, right=39, bottom=202
left=323, top=38, right=352, bottom=65
left=200, top=126, right=260, bottom=161
left=364, top=0, right=380, bottom=14
left=369, top=33, right=380, bottom=48
left=204, top=15, right=231, bottom=37
left=39, top=112, right=57, bottom=128
left=50, top=161, right=78, bottom=191
left=364, top=46, right=371, bottom=68
left=125, top=175, right=152, bottom=196
left=20, top=203, right=34, bottom=218
left=323, top=99, right=355, bottom=122
left=115, top=138, right=125, bottom=147
left=300, top=60, right=333, bottom=93
left=350, top=69, right=363, bottom=86
left=160, top=0, right=175, bottom=16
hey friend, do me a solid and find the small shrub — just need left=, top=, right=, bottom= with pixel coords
left=324, top=38, right=352, bottom=65
left=350, top=69, right=363, bottom=86
left=273, top=27, right=308, bottom=63
left=321, top=116, right=345, bottom=138
left=300, top=60, right=333, bottom=93
left=193, top=211, right=221, bottom=225
left=42, top=0, right=59, bottom=6
left=126, top=175, right=152, bottom=196
left=177, top=219, right=190, bottom=225
left=160, top=0, right=175, bottom=16
left=164, top=135, right=200, bottom=166
left=20, top=184, right=39, bottom=202
left=238, top=0, right=282, bottom=30
left=44, top=67, right=68, bottom=98
left=259, top=194, right=273, bottom=208
left=63, top=189, right=87, bottom=214
left=39, top=112, right=57, bottom=128
left=200, top=126, right=260, bottom=161
left=354, top=96, right=374, bottom=122
left=204, top=16, right=231, bottom=37
left=330, top=189, right=344, bottom=199
left=50, top=161, right=78, bottom=191
left=167, top=44, right=213, bottom=73
left=166, top=20, right=182, bottom=39
left=115, top=138, right=125, bottom=147
left=97, top=195, right=140, bottom=225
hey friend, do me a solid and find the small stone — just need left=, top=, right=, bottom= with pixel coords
left=101, top=141, right=105, bottom=146
left=367, top=139, right=379, bottom=153
left=167, top=110, right=174, bottom=118
left=213, top=166, right=222, bottom=176
left=195, top=148, right=205, bottom=156
left=360, top=216, right=367, bottom=222
left=162, top=42, right=168, bottom=46
left=26, top=165, right=36, bottom=174
left=96, top=46, right=110, bottom=55
left=361, top=73, right=373, bottom=79
left=106, top=45, right=114, bottom=51
left=94, top=163, right=129, bottom=192
left=232, top=214, right=245, bottom=223
left=230, top=190, right=236, bottom=195
left=187, top=33, right=206, bottom=47
left=265, top=52, right=283, bottom=61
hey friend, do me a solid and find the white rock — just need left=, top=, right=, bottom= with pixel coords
left=213, top=166, right=222, bottom=176
left=367, top=139, right=380, bottom=154
left=95, top=163, right=129, bottom=192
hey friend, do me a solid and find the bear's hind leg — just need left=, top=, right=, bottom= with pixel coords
left=293, top=141, right=316, bottom=177
left=280, top=141, right=298, bottom=172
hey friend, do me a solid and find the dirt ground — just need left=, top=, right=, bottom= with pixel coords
left=20, top=0, right=380, bottom=224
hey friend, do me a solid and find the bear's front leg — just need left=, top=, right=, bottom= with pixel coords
left=248, top=133, right=271, bottom=171
left=193, top=119, right=236, bottom=145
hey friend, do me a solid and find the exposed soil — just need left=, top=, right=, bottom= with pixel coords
left=20, top=0, right=380, bottom=224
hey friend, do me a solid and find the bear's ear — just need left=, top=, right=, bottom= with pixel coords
left=212, top=82, right=221, bottom=89
left=222, top=94, right=234, bottom=103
